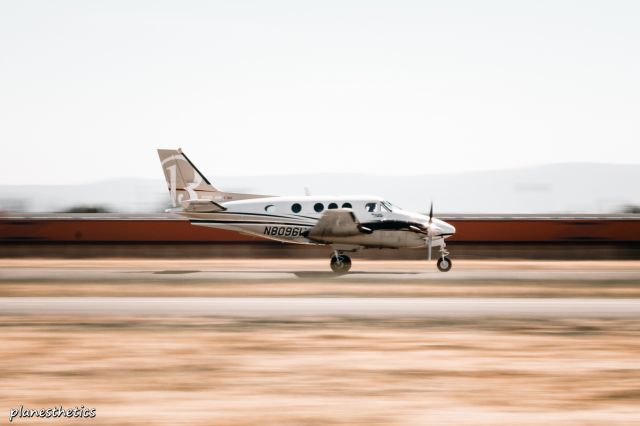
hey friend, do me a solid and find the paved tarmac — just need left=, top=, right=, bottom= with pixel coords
left=1, top=297, right=639, bottom=318
left=3, top=263, right=640, bottom=283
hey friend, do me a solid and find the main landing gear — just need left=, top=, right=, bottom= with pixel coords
left=436, top=243, right=452, bottom=272
left=330, top=251, right=352, bottom=274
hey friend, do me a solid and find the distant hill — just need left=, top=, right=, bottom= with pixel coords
left=1, top=163, right=638, bottom=214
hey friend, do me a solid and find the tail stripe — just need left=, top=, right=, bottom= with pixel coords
left=180, top=149, right=212, bottom=185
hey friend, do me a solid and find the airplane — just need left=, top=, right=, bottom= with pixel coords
left=157, top=148, right=457, bottom=273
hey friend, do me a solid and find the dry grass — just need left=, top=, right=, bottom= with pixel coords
left=1, top=316, right=639, bottom=425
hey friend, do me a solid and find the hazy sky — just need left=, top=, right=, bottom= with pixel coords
left=1, top=1, right=639, bottom=184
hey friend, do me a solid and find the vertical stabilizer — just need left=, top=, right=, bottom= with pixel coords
left=157, top=148, right=269, bottom=208
left=157, top=149, right=217, bottom=207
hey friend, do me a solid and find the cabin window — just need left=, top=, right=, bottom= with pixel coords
left=265, top=204, right=276, bottom=213
left=314, top=203, right=324, bottom=213
left=328, top=203, right=338, bottom=209
left=342, top=202, right=352, bottom=209
left=291, top=203, right=302, bottom=213
left=365, top=202, right=377, bottom=212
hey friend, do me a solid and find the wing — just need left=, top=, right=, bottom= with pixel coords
left=306, top=209, right=371, bottom=241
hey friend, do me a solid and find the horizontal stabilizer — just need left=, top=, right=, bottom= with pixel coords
left=181, top=199, right=227, bottom=213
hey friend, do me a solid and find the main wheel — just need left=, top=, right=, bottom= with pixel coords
left=330, top=254, right=352, bottom=274
left=437, top=256, right=452, bottom=272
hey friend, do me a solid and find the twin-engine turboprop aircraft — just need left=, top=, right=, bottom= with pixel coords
left=157, top=149, right=456, bottom=273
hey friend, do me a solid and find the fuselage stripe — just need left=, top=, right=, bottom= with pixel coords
left=214, top=211, right=318, bottom=221
left=190, top=219, right=314, bottom=227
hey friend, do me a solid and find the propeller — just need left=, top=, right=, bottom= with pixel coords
left=427, top=201, right=434, bottom=261
left=424, top=202, right=455, bottom=262
left=408, top=201, right=438, bottom=261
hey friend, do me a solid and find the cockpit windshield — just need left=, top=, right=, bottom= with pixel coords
left=381, top=201, right=398, bottom=212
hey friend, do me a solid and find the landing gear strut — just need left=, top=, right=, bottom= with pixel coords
left=330, top=251, right=352, bottom=274
left=436, top=243, right=452, bottom=272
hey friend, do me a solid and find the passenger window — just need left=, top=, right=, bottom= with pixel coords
left=314, top=203, right=324, bottom=213
left=365, top=202, right=377, bottom=212
left=342, top=202, right=352, bottom=209
left=328, top=203, right=338, bottom=209
left=265, top=204, right=276, bottom=213
left=291, top=203, right=302, bottom=213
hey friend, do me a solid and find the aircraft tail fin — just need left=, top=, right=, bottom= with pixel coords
left=157, top=148, right=267, bottom=208
left=157, top=148, right=218, bottom=207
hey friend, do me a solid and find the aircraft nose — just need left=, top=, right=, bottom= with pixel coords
left=430, top=218, right=455, bottom=236
left=442, top=221, right=456, bottom=235
left=448, top=223, right=456, bottom=234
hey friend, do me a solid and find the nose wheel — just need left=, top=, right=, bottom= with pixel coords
left=434, top=242, right=453, bottom=272
left=330, top=252, right=352, bottom=274
left=437, top=256, right=452, bottom=272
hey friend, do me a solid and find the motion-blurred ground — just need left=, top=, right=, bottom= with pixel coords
left=2, top=316, right=639, bottom=425
left=1, top=260, right=639, bottom=425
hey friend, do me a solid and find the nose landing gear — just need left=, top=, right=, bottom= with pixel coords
left=330, top=251, right=352, bottom=274
left=436, top=243, right=453, bottom=272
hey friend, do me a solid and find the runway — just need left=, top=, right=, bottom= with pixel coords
left=2, top=259, right=640, bottom=299
left=2, top=297, right=640, bottom=318
left=3, top=259, right=640, bottom=282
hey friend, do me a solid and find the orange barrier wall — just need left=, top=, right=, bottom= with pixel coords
left=451, top=219, right=640, bottom=243
left=0, top=219, right=259, bottom=243
left=2, top=217, right=640, bottom=243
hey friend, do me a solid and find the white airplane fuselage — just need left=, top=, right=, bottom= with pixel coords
left=183, top=195, right=456, bottom=250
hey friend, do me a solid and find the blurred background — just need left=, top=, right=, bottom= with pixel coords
left=1, top=1, right=639, bottom=259
left=1, top=163, right=640, bottom=214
